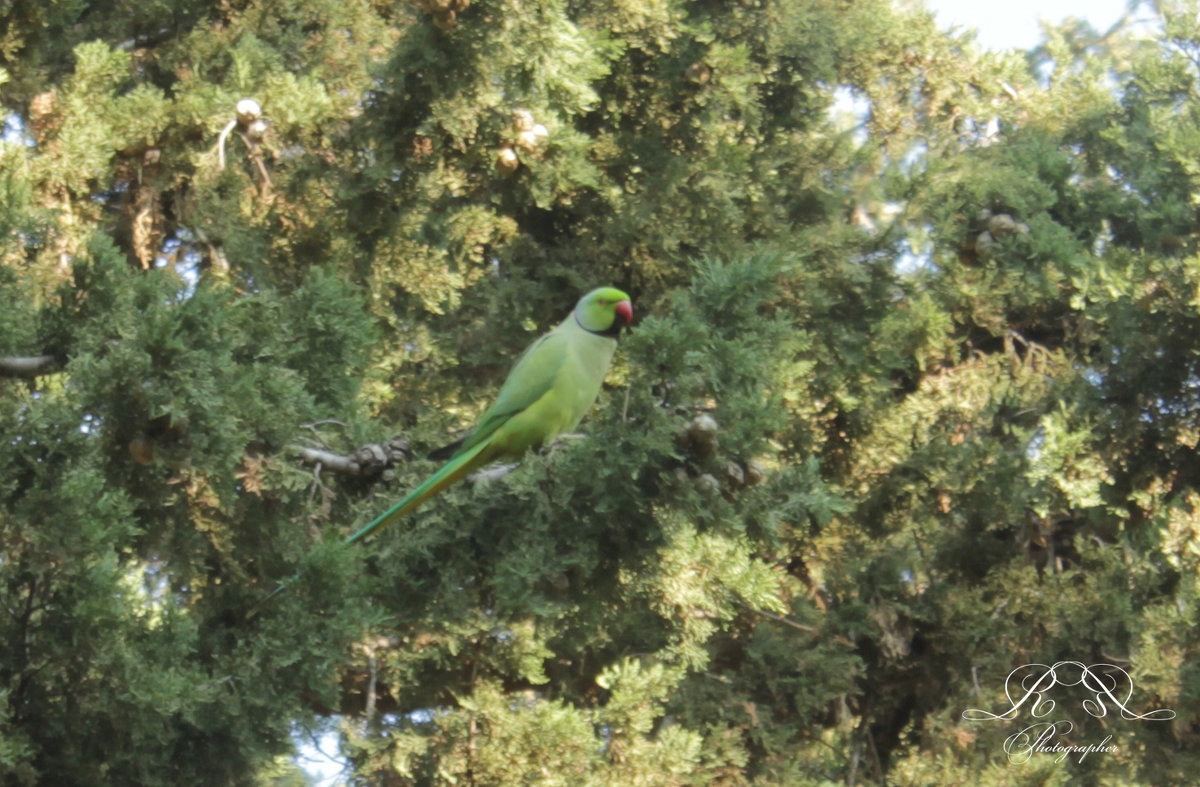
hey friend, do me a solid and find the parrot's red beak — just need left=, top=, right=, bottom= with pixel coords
left=615, top=300, right=633, bottom=327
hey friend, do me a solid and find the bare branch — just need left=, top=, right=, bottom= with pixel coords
left=301, top=419, right=349, bottom=432
left=0, top=355, right=60, bottom=378
left=294, top=438, right=412, bottom=477
left=470, top=463, right=519, bottom=483
left=733, top=599, right=855, bottom=646
left=295, top=446, right=362, bottom=475
left=742, top=603, right=819, bottom=634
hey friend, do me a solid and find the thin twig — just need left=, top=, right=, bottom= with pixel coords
left=239, top=131, right=274, bottom=197
left=216, top=119, right=237, bottom=169
left=735, top=599, right=856, bottom=647
left=302, top=419, right=349, bottom=431
left=307, top=461, right=325, bottom=507
left=365, top=651, right=378, bottom=721
left=734, top=599, right=817, bottom=634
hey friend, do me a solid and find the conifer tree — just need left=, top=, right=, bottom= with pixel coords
left=2, top=1, right=1200, bottom=784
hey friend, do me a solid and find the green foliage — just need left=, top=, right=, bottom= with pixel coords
left=4, top=0, right=1200, bottom=784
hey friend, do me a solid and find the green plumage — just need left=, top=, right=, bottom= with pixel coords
left=343, top=286, right=632, bottom=545
left=252, top=287, right=632, bottom=611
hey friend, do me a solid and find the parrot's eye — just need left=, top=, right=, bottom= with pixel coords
left=596, top=299, right=608, bottom=306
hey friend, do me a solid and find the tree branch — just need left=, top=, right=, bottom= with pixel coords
left=295, top=446, right=363, bottom=475
left=0, top=355, right=60, bottom=378
left=294, top=438, right=412, bottom=477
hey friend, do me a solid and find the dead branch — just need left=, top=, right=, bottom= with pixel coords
left=296, top=446, right=362, bottom=475
left=294, top=438, right=411, bottom=477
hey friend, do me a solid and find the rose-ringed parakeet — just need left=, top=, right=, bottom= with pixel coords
left=343, top=285, right=633, bottom=544
left=252, top=287, right=632, bottom=611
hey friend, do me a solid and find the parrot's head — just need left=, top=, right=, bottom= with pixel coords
left=576, top=287, right=633, bottom=337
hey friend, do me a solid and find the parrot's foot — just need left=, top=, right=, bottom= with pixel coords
left=470, top=463, right=520, bottom=483
left=546, top=433, right=586, bottom=454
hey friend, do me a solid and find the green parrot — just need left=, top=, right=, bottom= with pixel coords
left=343, top=285, right=633, bottom=545
left=252, top=287, right=631, bottom=611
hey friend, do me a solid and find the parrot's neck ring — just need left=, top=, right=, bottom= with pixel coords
left=575, top=311, right=623, bottom=338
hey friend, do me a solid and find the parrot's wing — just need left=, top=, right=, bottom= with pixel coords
left=454, top=331, right=567, bottom=456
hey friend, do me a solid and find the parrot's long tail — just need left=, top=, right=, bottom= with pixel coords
left=248, top=571, right=301, bottom=617
left=249, top=439, right=494, bottom=616
left=343, top=437, right=493, bottom=546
